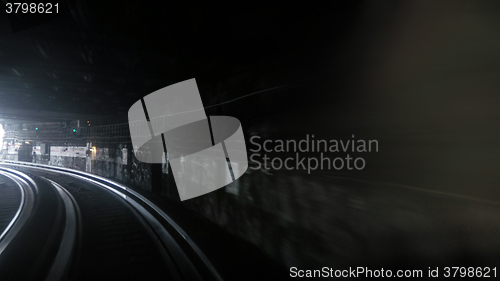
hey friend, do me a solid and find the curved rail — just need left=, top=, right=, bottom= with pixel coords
left=43, top=177, right=81, bottom=281
left=0, top=168, right=36, bottom=256
left=0, top=160, right=223, bottom=281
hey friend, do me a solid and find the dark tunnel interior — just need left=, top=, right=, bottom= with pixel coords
left=0, top=1, right=499, bottom=280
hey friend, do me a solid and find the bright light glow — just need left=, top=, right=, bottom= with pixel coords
left=0, top=124, right=4, bottom=150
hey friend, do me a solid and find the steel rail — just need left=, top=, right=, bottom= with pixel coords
left=0, top=168, right=37, bottom=256
left=0, top=160, right=222, bottom=281
left=42, top=177, right=80, bottom=281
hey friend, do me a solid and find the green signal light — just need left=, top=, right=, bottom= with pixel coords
left=35, top=127, right=38, bottom=130
left=73, top=129, right=76, bottom=132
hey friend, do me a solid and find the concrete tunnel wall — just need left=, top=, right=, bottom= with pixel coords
left=33, top=143, right=340, bottom=269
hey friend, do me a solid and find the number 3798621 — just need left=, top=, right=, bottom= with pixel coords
left=6, top=3, right=58, bottom=14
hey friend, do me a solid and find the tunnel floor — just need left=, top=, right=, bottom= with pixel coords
left=0, top=163, right=289, bottom=281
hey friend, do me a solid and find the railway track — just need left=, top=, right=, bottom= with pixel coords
left=0, top=160, right=222, bottom=281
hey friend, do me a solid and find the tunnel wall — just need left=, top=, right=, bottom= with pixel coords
left=153, top=72, right=356, bottom=268
left=29, top=73, right=369, bottom=269
left=38, top=144, right=153, bottom=192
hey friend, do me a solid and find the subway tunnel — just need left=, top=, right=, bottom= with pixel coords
left=1, top=1, right=500, bottom=280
